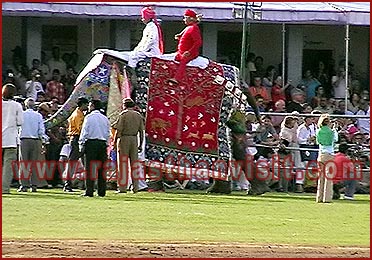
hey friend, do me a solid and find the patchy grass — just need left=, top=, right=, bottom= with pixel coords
left=2, top=189, right=370, bottom=246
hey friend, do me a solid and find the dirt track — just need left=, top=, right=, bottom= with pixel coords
left=2, top=240, right=370, bottom=258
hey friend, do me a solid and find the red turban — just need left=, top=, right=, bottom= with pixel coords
left=184, top=9, right=197, bottom=18
left=140, top=6, right=164, bottom=54
left=141, top=7, right=156, bottom=20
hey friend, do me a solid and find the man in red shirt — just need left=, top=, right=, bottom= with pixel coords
left=271, top=75, right=291, bottom=107
left=168, top=9, right=202, bottom=85
left=46, top=69, right=66, bottom=104
left=248, top=76, right=271, bottom=104
left=333, top=143, right=357, bottom=200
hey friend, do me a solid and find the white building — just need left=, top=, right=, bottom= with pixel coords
left=2, top=2, right=370, bottom=87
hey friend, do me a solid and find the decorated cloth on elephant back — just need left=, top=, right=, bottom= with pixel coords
left=135, top=56, right=259, bottom=189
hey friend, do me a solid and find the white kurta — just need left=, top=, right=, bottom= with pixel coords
left=297, top=123, right=316, bottom=145
left=133, top=21, right=161, bottom=54
left=126, top=21, right=161, bottom=68
left=356, top=107, right=370, bottom=134
left=2, top=100, right=24, bottom=148
left=332, top=75, right=349, bottom=99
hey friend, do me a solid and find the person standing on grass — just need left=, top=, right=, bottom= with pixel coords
left=63, top=97, right=89, bottom=192
left=315, top=114, right=338, bottom=203
left=112, top=98, right=144, bottom=194
left=18, top=98, right=47, bottom=193
left=278, top=116, right=297, bottom=193
left=167, top=9, right=202, bottom=85
left=2, top=83, right=24, bottom=194
left=79, top=100, right=110, bottom=197
left=296, top=115, right=317, bottom=193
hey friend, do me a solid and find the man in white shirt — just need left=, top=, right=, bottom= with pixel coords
left=297, top=117, right=317, bottom=146
left=2, top=84, right=24, bottom=194
left=79, top=100, right=110, bottom=197
left=331, top=67, right=349, bottom=99
left=245, top=52, right=257, bottom=85
left=25, top=71, right=44, bottom=101
left=93, top=7, right=163, bottom=91
left=126, top=6, right=164, bottom=68
left=356, top=98, right=370, bottom=135
left=296, top=116, right=317, bottom=192
left=18, top=98, right=47, bottom=192
left=47, top=46, right=67, bottom=79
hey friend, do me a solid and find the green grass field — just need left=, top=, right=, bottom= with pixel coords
left=2, top=190, right=370, bottom=247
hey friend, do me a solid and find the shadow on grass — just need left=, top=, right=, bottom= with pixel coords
left=4, top=189, right=370, bottom=205
left=3, top=190, right=282, bottom=204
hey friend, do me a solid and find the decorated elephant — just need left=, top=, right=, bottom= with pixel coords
left=45, top=50, right=266, bottom=195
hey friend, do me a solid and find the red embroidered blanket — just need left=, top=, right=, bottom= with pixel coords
left=146, top=57, right=226, bottom=156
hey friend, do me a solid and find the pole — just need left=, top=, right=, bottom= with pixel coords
left=91, top=18, right=95, bottom=53
left=344, top=24, right=350, bottom=114
left=247, top=22, right=251, bottom=58
left=240, top=2, right=248, bottom=82
left=282, top=23, right=286, bottom=84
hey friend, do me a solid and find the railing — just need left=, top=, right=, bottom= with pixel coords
left=250, top=143, right=370, bottom=153
left=259, top=112, right=370, bottom=119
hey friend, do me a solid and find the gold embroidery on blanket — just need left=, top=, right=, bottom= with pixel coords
left=151, top=118, right=172, bottom=135
left=187, top=131, right=200, bottom=139
left=184, top=96, right=206, bottom=108
left=202, top=132, right=215, bottom=141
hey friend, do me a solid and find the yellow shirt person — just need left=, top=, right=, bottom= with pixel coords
left=68, top=108, right=85, bottom=136
left=63, top=97, right=89, bottom=192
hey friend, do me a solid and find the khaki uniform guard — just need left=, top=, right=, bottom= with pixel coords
left=113, top=98, right=144, bottom=193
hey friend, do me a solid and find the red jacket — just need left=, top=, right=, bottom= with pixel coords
left=333, top=152, right=353, bottom=183
left=177, top=24, right=202, bottom=58
left=271, top=84, right=286, bottom=104
left=248, top=86, right=270, bottom=103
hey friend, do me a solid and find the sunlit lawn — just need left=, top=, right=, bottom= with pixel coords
left=2, top=189, right=370, bottom=246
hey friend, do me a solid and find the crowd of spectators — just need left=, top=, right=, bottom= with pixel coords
left=241, top=53, right=370, bottom=142
left=2, top=47, right=370, bottom=197
left=2, top=46, right=80, bottom=107
left=2, top=46, right=83, bottom=191
left=233, top=52, right=370, bottom=195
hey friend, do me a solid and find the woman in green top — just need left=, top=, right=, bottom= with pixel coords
left=315, top=114, right=338, bottom=203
